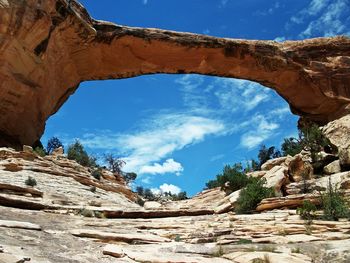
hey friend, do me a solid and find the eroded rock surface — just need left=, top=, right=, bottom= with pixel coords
left=0, top=0, right=350, bottom=148
left=0, top=147, right=350, bottom=262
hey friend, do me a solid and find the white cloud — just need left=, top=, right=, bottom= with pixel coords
left=213, top=78, right=270, bottom=112
left=240, top=115, right=279, bottom=149
left=140, top=159, right=184, bottom=176
left=289, top=0, right=349, bottom=38
left=152, top=183, right=182, bottom=195
left=210, top=154, right=225, bottom=162
left=270, top=106, right=290, bottom=119
left=175, top=75, right=207, bottom=109
left=79, top=113, right=225, bottom=175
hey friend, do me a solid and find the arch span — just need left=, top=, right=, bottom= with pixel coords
left=0, top=0, right=350, bottom=148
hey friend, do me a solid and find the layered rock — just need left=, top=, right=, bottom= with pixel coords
left=0, top=0, right=350, bottom=148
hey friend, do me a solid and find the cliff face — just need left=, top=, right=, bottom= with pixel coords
left=0, top=0, right=350, bottom=148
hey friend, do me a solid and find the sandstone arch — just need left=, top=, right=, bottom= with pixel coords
left=0, top=0, right=350, bottom=148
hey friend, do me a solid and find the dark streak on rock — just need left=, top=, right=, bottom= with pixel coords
left=12, top=73, right=38, bottom=89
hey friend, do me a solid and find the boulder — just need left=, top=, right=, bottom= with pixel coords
left=324, top=160, right=341, bottom=175
left=261, top=157, right=287, bottom=171
left=288, top=154, right=313, bottom=182
left=323, top=115, right=350, bottom=169
left=247, top=170, right=266, bottom=178
left=263, top=166, right=289, bottom=194
left=52, top=147, right=64, bottom=156
left=22, top=145, right=33, bottom=153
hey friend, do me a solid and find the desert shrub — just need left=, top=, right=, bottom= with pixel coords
left=34, top=147, right=46, bottom=157
left=137, top=196, right=145, bottom=206
left=46, top=137, right=64, bottom=154
left=67, top=140, right=96, bottom=167
left=205, top=163, right=250, bottom=193
left=320, top=178, right=349, bottom=221
left=235, top=178, right=275, bottom=214
left=91, top=169, right=102, bottom=180
left=236, top=238, right=253, bottom=245
left=25, top=176, right=37, bottom=187
left=297, top=200, right=317, bottom=222
left=80, top=208, right=94, bottom=218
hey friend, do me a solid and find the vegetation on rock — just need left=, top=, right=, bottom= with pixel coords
left=235, top=178, right=275, bottom=214
left=320, top=177, right=349, bottom=221
left=25, top=176, right=37, bottom=187
left=46, top=137, right=64, bottom=155
left=67, top=140, right=97, bottom=167
left=205, top=163, right=250, bottom=193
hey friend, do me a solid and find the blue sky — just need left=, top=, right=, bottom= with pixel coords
left=42, top=0, right=350, bottom=196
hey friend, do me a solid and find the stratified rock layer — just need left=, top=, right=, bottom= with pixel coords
left=0, top=0, right=350, bottom=147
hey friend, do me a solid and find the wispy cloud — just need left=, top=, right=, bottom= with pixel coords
left=240, top=114, right=279, bottom=149
left=151, top=183, right=182, bottom=195
left=213, top=78, right=270, bottom=113
left=289, top=0, right=350, bottom=38
left=140, top=159, right=184, bottom=176
left=210, top=154, right=225, bottom=162
left=78, top=113, right=225, bottom=175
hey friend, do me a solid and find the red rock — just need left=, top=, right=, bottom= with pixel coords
left=0, top=1, right=350, bottom=147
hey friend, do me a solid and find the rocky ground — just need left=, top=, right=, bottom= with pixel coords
left=1, top=115, right=350, bottom=263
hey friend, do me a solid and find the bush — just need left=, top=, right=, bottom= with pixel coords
left=137, top=196, right=145, bottom=206
left=205, top=163, right=250, bottom=193
left=297, top=200, right=317, bottom=222
left=321, top=177, right=349, bottom=220
left=281, top=137, right=303, bottom=156
left=235, top=178, right=275, bottom=214
left=34, top=147, right=46, bottom=157
left=91, top=169, right=102, bottom=180
left=25, top=176, right=37, bottom=187
left=67, top=140, right=96, bottom=167
left=46, top=137, right=64, bottom=154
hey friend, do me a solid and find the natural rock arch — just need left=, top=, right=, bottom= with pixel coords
left=0, top=0, right=350, bottom=148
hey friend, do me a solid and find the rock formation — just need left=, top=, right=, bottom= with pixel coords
left=0, top=134, right=350, bottom=262
left=0, top=0, right=350, bottom=148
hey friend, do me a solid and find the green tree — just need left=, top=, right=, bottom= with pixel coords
left=258, top=145, right=281, bottom=168
left=123, top=172, right=137, bottom=184
left=46, top=137, right=64, bottom=154
left=67, top=140, right=96, bottom=167
left=205, top=163, right=250, bottom=193
left=281, top=137, right=303, bottom=156
left=136, top=186, right=144, bottom=196
left=144, top=188, right=155, bottom=201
